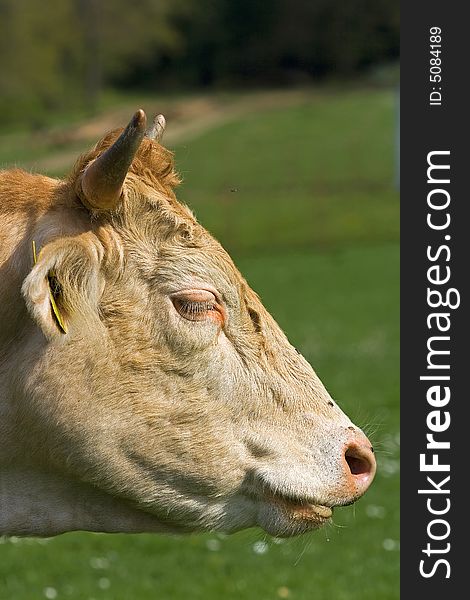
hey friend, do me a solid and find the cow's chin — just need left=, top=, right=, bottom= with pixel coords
left=198, top=495, right=332, bottom=538
left=256, top=499, right=332, bottom=537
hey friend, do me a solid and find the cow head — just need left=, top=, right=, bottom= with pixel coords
left=20, top=111, right=375, bottom=537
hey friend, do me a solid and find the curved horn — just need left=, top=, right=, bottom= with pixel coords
left=79, top=109, right=147, bottom=210
left=146, top=114, right=166, bottom=142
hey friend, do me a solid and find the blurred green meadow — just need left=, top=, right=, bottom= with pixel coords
left=0, top=87, right=399, bottom=600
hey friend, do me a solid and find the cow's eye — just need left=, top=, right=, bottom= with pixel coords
left=171, top=290, right=223, bottom=324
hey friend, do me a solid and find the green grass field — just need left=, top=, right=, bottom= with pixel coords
left=0, top=87, right=399, bottom=600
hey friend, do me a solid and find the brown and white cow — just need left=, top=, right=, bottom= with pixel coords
left=0, top=111, right=375, bottom=537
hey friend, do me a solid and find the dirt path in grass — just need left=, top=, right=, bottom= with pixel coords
left=28, top=89, right=314, bottom=174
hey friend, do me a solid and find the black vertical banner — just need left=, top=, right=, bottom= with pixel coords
left=401, top=3, right=468, bottom=598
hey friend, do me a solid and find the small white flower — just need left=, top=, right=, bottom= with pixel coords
left=252, top=540, right=269, bottom=554
left=89, top=557, right=110, bottom=570
left=206, top=538, right=221, bottom=551
left=98, top=578, right=110, bottom=590
left=382, top=538, right=400, bottom=551
left=366, top=504, right=386, bottom=519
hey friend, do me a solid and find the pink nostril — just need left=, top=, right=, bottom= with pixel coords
left=344, top=441, right=376, bottom=491
left=345, top=449, right=372, bottom=476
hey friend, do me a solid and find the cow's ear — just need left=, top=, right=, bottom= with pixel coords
left=22, top=236, right=103, bottom=339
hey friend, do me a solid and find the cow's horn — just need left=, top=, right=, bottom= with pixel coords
left=146, top=114, right=166, bottom=142
left=79, top=109, right=147, bottom=210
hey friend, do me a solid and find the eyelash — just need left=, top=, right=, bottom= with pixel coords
left=173, top=298, right=218, bottom=321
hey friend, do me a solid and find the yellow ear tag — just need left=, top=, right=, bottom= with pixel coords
left=32, top=240, right=68, bottom=334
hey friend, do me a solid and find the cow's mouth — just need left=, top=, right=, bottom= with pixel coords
left=265, top=491, right=332, bottom=524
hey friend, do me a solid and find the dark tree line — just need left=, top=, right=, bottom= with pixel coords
left=0, top=0, right=398, bottom=126
left=140, top=0, right=399, bottom=88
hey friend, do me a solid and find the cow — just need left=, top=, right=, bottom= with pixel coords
left=0, top=110, right=375, bottom=538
